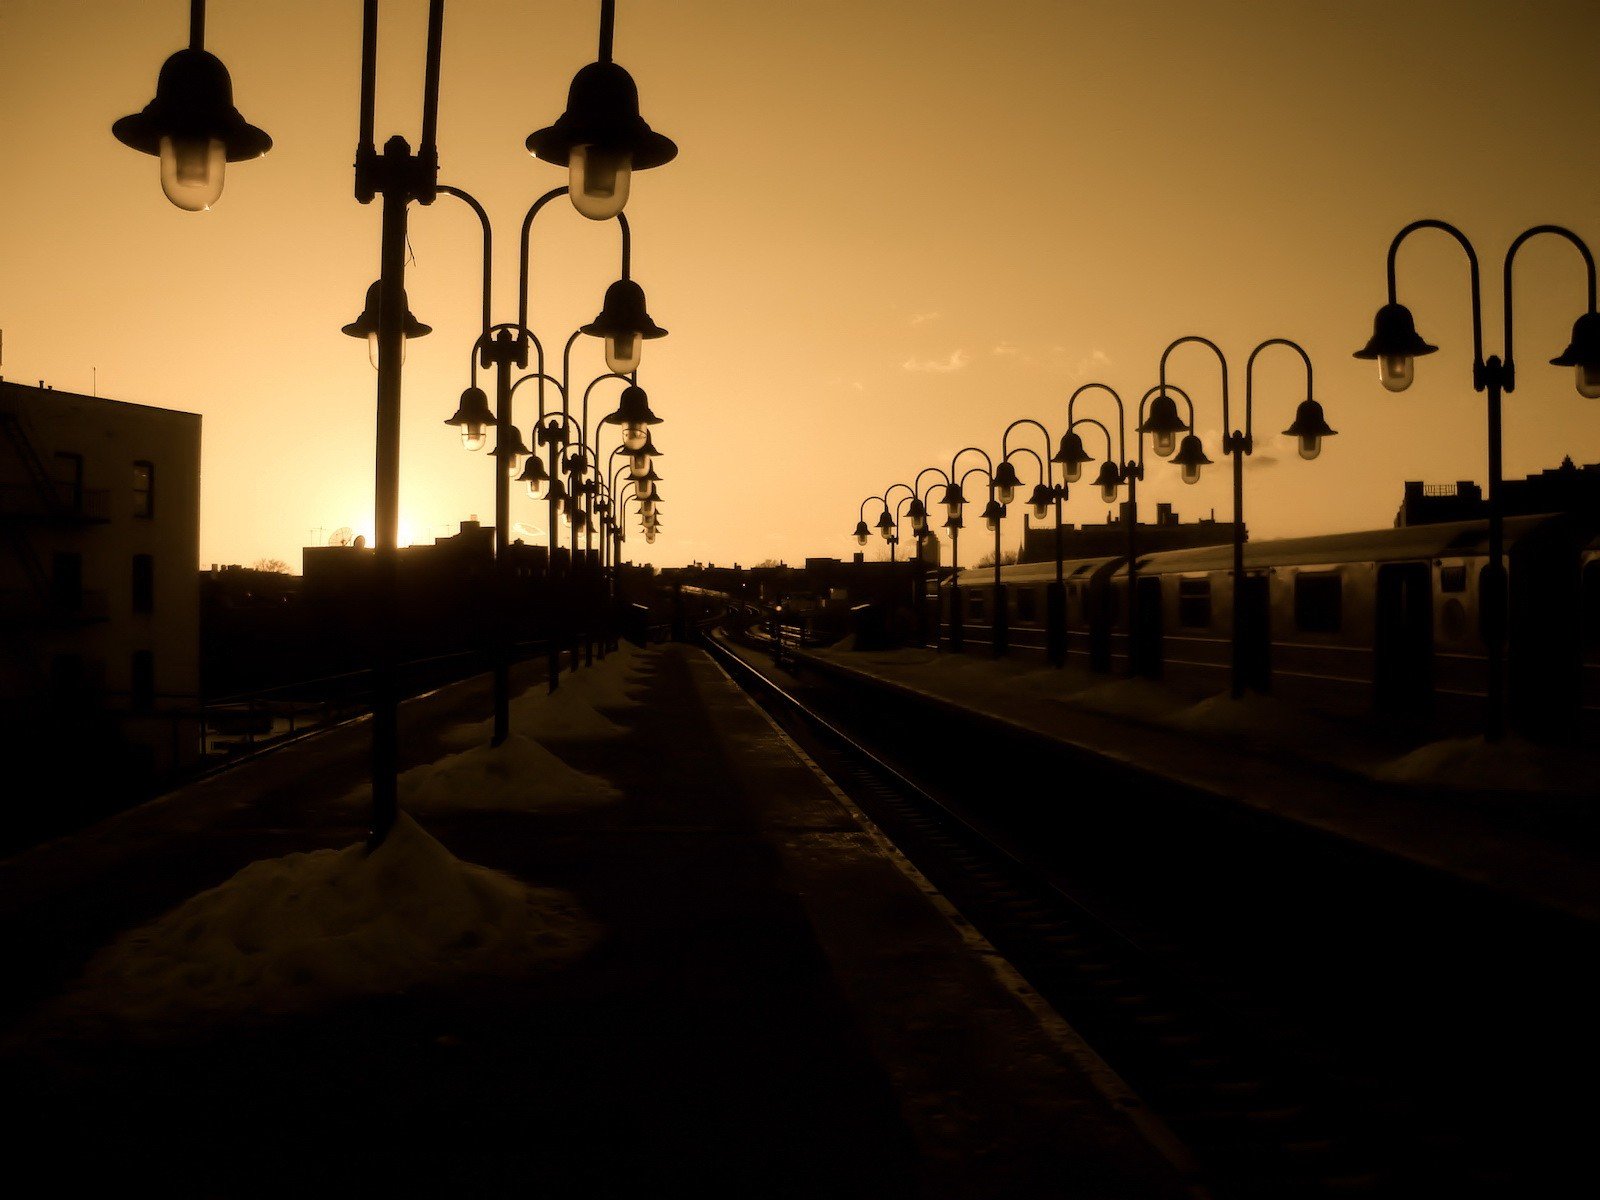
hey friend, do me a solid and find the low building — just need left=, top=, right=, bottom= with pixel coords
left=1395, top=457, right=1600, bottom=526
left=0, top=378, right=201, bottom=824
left=1016, top=501, right=1239, bottom=563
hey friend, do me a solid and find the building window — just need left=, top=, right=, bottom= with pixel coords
left=1294, top=572, right=1343, bottom=633
left=1016, top=587, right=1038, bottom=622
left=133, top=460, right=154, bottom=518
left=131, top=650, right=155, bottom=713
left=1178, top=578, right=1212, bottom=628
left=1440, top=564, right=1467, bottom=593
left=54, top=451, right=84, bottom=511
left=51, top=552, right=83, bottom=611
left=133, top=554, right=155, bottom=613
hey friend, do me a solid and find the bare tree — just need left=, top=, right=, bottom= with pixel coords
left=252, top=557, right=290, bottom=574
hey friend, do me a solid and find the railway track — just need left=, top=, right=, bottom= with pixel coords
left=700, top=624, right=1589, bottom=1198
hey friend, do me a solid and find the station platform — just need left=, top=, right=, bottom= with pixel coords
left=795, top=644, right=1600, bottom=926
left=0, top=643, right=1193, bottom=1198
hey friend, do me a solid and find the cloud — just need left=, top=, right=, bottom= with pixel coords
left=909, top=311, right=941, bottom=326
left=991, top=342, right=1020, bottom=356
left=1049, top=347, right=1112, bottom=380
left=903, top=349, right=970, bottom=373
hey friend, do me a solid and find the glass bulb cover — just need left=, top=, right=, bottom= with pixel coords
left=997, top=484, right=1016, bottom=506
left=1379, top=354, right=1414, bottom=392
left=569, top=144, right=633, bottom=220
left=630, top=455, right=650, bottom=478
left=1032, top=503, right=1050, bottom=522
left=1064, top=462, right=1082, bottom=484
left=159, top=135, right=226, bottom=212
left=462, top=425, right=486, bottom=452
left=1576, top=363, right=1600, bottom=399
left=1100, top=483, right=1118, bottom=504
left=622, top=423, right=648, bottom=451
left=1152, top=430, right=1176, bottom=458
left=1181, top=463, right=1201, bottom=484
left=911, top=514, right=926, bottom=533
left=527, top=478, right=548, bottom=499
left=855, top=533, right=869, bottom=546
left=1297, top=434, right=1322, bottom=461
left=605, top=332, right=642, bottom=375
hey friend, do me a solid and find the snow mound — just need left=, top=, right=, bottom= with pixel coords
left=511, top=688, right=627, bottom=739
left=387, top=733, right=620, bottom=812
left=1067, top=678, right=1182, bottom=721
left=51, top=816, right=594, bottom=1035
left=1373, top=735, right=1594, bottom=793
left=1167, top=691, right=1347, bottom=750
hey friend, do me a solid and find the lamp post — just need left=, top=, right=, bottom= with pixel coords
left=1355, top=220, right=1597, bottom=740
left=1160, top=336, right=1324, bottom=700
left=1002, top=419, right=1066, bottom=666
left=947, top=448, right=1003, bottom=656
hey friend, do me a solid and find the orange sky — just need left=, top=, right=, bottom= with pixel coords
left=3, top=0, right=1599, bottom=570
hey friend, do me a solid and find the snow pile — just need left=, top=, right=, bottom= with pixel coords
left=381, top=732, right=620, bottom=813
left=50, top=816, right=594, bottom=1034
left=1065, top=677, right=1183, bottom=721
left=1373, top=735, right=1594, bottom=793
left=1166, top=691, right=1355, bottom=758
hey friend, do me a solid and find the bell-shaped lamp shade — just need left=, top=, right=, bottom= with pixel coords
left=908, top=499, right=927, bottom=533
left=444, top=386, right=496, bottom=452
left=1550, top=311, right=1600, bottom=399
left=1283, top=398, right=1338, bottom=463
left=342, top=281, right=431, bottom=371
left=1172, top=433, right=1214, bottom=485
left=1053, top=429, right=1093, bottom=484
left=518, top=455, right=550, bottom=499
left=1354, top=302, right=1437, bottom=393
left=940, top=483, right=965, bottom=520
left=496, top=425, right=531, bottom=477
left=583, top=280, right=668, bottom=372
left=1028, top=483, right=1053, bottom=523
left=112, top=47, right=272, bottom=212
left=852, top=519, right=871, bottom=546
left=1138, top=392, right=1189, bottom=459
left=1093, top=461, right=1121, bottom=505
left=981, top=499, right=1005, bottom=533
left=993, top=460, right=1022, bottom=507
left=526, top=61, right=678, bottom=220
left=875, top=509, right=895, bottom=541
left=601, top=384, right=662, bottom=453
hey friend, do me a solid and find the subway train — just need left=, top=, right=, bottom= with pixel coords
left=940, top=512, right=1600, bottom=738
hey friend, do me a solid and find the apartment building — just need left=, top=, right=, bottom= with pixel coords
left=0, top=378, right=202, bottom=794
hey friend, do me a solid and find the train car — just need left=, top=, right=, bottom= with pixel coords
left=946, top=513, right=1596, bottom=737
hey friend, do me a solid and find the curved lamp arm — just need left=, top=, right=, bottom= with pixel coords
left=1242, top=340, right=1312, bottom=454
left=1502, top=224, right=1597, bottom=391
left=1159, top=336, right=1229, bottom=443
left=436, top=184, right=492, bottom=342
left=950, top=445, right=993, bottom=479
left=1003, top=417, right=1054, bottom=490
left=1067, top=383, right=1125, bottom=468
left=1388, top=219, right=1484, bottom=372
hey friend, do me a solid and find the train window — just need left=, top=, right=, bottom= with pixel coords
left=1440, top=565, right=1467, bottom=593
left=1016, top=587, right=1038, bottom=622
left=967, top=592, right=985, bottom=619
left=1177, top=579, right=1211, bottom=628
left=1294, top=572, right=1342, bottom=633
left=1440, top=598, right=1469, bottom=643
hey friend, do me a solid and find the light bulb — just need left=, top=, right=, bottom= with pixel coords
left=1576, top=363, right=1600, bottom=399
left=1181, top=462, right=1202, bottom=485
left=159, top=135, right=225, bottom=211
left=1032, top=502, right=1050, bottom=522
left=644, top=530, right=656, bottom=544
left=569, top=144, right=632, bottom=220
left=630, top=455, right=650, bottom=478
left=911, top=514, right=926, bottom=533
left=1100, top=481, right=1118, bottom=504
left=365, top=332, right=407, bottom=370
left=1297, top=434, right=1322, bottom=461
left=985, top=515, right=999, bottom=533
left=622, top=422, right=648, bottom=451
left=462, top=424, right=486, bottom=452
left=606, top=332, right=642, bottom=374
left=855, top=532, right=869, bottom=546
left=505, top=453, right=523, bottom=477
left=997, top=484, right=1016, bottom=506
left=1152, top=429, right=1176, bottom=458
left=1064, top=462, right=1082, bottom=484
left=1380, top=354, right=1414, bottom=392
left=946, top=501, right=962, bottom=520
left=879, top=524, right=892, bottom=541
left=527, top=478, right=547, bottom=500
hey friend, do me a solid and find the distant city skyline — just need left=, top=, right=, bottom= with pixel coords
left=3, top=0, right=1598, bottom=569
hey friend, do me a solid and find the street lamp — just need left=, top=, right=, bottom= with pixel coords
left=1003, top=418, right=1066, bottom=665
left=582, top=279, right=668, bottom=374
left=950, top=448, right=1005, bottom=657
left=525, top=0, right=679, bottom=221
left=600, top=383, right=663, bottom=452
left=112, top=0, right=272, bottom=212
left=1355, top=219, right=1597, bottom=739
left=444, top=385, right=496, bottom=451
left=1160, top=335, right=1322, bottom=699
left=342, top=280, right=433, bottom=369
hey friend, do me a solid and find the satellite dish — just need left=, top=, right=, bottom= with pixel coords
left=353, top=534, right=367, bottom=549
left=328, top=526, right=355, bottom=547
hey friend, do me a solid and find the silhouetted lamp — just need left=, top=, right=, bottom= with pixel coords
left=1052, top=430, right=1094, bottom=484
left=1353, top=302, right=1437, bottom=392
left=907, top=497, right=928, bottom=533
left=496, top=425, right=530, bottom=477
left=1171, top=433, right=1214, bottom=484
left=992, top=459, right=1023, bottom=506
left=582, top=280, right=668, bottom=374
left=112, top=4, right=271, bottom=212
left=600, top=383, right=662, bottom=450
left=525, top=2, right=678, bottom=221
left=1283, top=399, right=1338, bottom=461
left=980, top=499, right=1005, bottom=533
left=635, top=464, right=662, bottom=498
left=518, top=454, right=550, bottom=499
left=876, top=509, right=895, bottom=541
left=628, top=431, right=662, bottom=477
left=444, top=386, right=496, bottom=451
left=342, top=281, right=431, bottom=369
left=1027, top=483, right=1053, bottom=522
left=1092, top=461, right=1121, bottom=504
left=852, top=519, right=871, bottom=546
left=1137, top=392, right=1188, bottom=458
left=941, top=482, right=966, bottom=521
left=1551, top=311, right=1600, bottom=398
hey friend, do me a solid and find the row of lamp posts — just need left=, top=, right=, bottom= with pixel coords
left=114, top=0, right=678, bottom=843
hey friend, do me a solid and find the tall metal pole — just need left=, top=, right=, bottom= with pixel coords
left=490, top=329, right=515, bottom=746
left=1483, top=361, right=1506, bottom=742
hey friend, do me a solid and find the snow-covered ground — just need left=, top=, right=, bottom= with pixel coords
left=34, top=643, right=665, bottom=1038
left=813, top=646, right=1596, bottom=794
